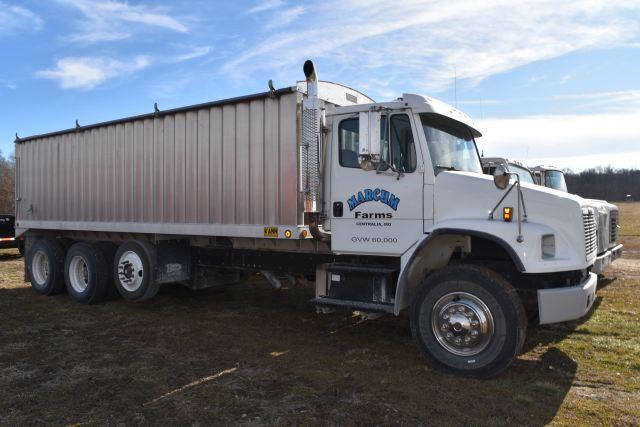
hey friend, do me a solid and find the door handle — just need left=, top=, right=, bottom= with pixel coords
left=333, top=202, right=343, bottom=217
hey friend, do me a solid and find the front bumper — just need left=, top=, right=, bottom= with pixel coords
left=0, top=238, right=19, bottom=250
left=537, top=272, right=598, bottom=324
left=592, top=243, right=624, bottom=274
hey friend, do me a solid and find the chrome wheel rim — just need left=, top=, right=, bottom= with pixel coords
left=68, top=255, right=89, bottom=293
left=431, top=291, right=494, bottom=356
left=32, top=250, right=49, bottom=286
left=117, top=251, right=144, bottom=292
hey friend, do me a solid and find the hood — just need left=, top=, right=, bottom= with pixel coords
left=431, top=171, right=595, bottom=273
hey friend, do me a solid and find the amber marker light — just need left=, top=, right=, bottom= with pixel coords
left=503, top=207, right=513, bottom=222
left=300, top=229, right=308, bottom=238
left=284, top=229, right=292, bottom=238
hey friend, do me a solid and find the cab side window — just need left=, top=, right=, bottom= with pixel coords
left=339, top=114, right=416, bottom=172
left=338, top=118, right=360, bottom=168
left=389, top=114, right=417, bottom=173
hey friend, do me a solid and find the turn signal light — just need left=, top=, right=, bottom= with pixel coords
left=503, top=207, right=513, bottom=222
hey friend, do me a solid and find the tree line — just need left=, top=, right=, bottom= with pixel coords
left=0, top=151, right=15, bottom=214
left=564, top=167, right=639, bottom=201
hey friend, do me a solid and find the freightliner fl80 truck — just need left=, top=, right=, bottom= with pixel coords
left=15, top=61, right=604, bottom=377
left=532, top=165, right=622, bottom=274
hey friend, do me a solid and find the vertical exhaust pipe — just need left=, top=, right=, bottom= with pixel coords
left=300, top=60, right=330, bottom=243
left=303, top=60, right=318, bottom=101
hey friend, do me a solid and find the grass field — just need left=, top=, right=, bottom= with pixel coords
left=1, top=204, right=639, bottom=425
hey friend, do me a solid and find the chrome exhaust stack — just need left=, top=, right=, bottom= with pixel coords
left=300, top=60, right=330, bottom=242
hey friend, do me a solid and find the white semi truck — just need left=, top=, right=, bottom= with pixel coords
left=16, top=61, right=604, bottom=377
left=481, top=157, right=535, bottom=184
left=532, top=165, right=622, bottom=273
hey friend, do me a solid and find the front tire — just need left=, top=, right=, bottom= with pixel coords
left=411, top=265, right=526, bottom=378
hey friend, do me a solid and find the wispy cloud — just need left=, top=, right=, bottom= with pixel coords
left=265, top=6, right=304, bottom=30
left=223, top=0, right=640, bottom=97
left=0, top=2, right=43, bottom=36
left=58, top=0, right=188, bottom=43
left=554, top=90, right=640, bottom=112
left=0, top=77, right=17, bottom=90
left=173, top=46, right=212, bottom=62
left=248, top=0, right=285, bottom=14
left=527, top=74, right=545, bottom=84
left=37, top=56, right=151, bottom=90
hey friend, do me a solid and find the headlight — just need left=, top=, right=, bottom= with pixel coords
left=542, top=234, right=555, bottom=258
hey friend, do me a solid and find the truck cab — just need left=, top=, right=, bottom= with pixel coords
left=303, top=80, right=603, bottom=375
left=481, top=157, right=535, bottom=185
left=530, top=165, right=622, bottom=273
left=531, top=165, right=567, bottom=191
left=0, top=214, right=24, bottom=255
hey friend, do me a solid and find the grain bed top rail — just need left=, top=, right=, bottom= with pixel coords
left=15, top=86, right=296, bottom=144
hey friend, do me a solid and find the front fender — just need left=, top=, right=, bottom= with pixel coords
left=394, top=218, right=591, bottom=315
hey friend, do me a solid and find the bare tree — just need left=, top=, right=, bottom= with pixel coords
left=0, top=150, right=16, bottom=213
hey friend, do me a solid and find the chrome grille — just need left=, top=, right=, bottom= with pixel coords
left=610, top=209, right=619, bottom=244
left=583, top=210, right=597, bottom=258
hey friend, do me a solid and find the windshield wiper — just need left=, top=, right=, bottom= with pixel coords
left=435, top=164, right=459, bottom=171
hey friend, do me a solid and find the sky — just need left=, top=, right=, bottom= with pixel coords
left=1, top=0, right=639, bottom=172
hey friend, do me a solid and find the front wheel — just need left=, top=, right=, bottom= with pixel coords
left=411, top=265, right=526, bottom=378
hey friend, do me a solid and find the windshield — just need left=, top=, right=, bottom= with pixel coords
left=419, top=113, right=482, bottom=174
left=509, top=163, right=535, bottom=184
left=546, top=170, right=567, bottom=192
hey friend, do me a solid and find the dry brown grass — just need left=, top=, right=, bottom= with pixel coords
left=1, top=203, right=639, bottom=425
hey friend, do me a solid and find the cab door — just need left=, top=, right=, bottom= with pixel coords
left=329, top=112, right=424, bottom=255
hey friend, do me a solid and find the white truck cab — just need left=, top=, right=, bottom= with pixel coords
left=531, top=165, right=622, bottom=273
left=482, top=157, right=535, bottom=185
left=310, top=74, right=601, bottom=375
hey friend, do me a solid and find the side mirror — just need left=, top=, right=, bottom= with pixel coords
left=358, top=111, right=381, bottom=171
left=493, top=164, right=509, bottom=190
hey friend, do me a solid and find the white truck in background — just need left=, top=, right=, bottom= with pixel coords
left=16, top=61, right=606, bottom=377
left=481, top=157, right=535, bottom=185
left=532, top=165, right=622, bottom=273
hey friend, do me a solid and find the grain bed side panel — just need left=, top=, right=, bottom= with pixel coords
left=15, top=92, right=300, bottom=234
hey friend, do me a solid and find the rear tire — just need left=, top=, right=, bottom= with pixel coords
left=113, top=240, right=159, bottom=302
left=27, top=238, right=66, bottom=295
left=411, top=264, right=526, bottom=378
left=64, top=242, right=112, bottom=304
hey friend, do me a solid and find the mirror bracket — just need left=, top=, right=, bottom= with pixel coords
left=488, top=168, right=529, bottom=243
